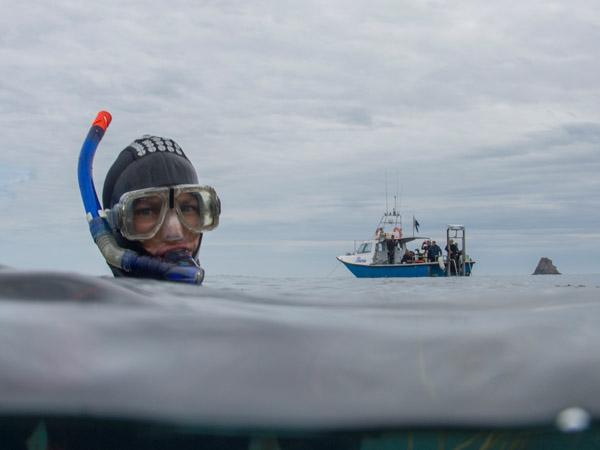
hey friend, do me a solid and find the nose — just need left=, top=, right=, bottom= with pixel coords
left=159, top=210, right=184, bottom=241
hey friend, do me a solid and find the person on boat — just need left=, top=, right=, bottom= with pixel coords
left=421, top=240, right=430, bottom=253
left=101, top=135, right=220, bottom=280
left=427, top=240, right=442, bottom=262
left=412, top=249, right=421, bottom=260
left=446, top=240, right=460, bottom=260
left=446, top=240, right=461, bottom=274
left=386, top=238, right=397, bottom=264
left=401, top=250, right=414, bottom=264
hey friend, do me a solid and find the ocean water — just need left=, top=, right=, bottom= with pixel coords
left=0, top=270, right=599, bottom=449
left=207, top=272, right=600, bottom=304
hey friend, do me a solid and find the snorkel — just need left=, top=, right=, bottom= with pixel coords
left=77, top=111, right=205, bottom=284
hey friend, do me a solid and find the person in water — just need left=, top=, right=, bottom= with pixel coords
left=101, top=135, right=220, bottom=280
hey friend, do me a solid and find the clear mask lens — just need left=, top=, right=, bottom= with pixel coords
left=176, top=188, right=220, bottom=232
left=111, top=185, right=220, bottom=241
left=131, top=194, right=167, bottom=237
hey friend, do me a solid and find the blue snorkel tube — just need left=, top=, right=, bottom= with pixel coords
left=77, top=111, right=204, bottom=284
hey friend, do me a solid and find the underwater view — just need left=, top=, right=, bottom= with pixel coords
left=1, top=271, right=599, bottom=448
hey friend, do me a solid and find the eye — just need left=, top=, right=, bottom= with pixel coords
left=179, top=203, right=199, bottom=213
left=132, top=198, right=163, bottom=218
left=134, top=206, right=159, bottom=217
left=179, top=201, right=202, bottom=219
left=177, top=193, right=201, bottom=215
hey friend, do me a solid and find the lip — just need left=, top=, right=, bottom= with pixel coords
left=156, top=245, right=194, bottom=257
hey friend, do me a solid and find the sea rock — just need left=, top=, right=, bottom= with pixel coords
left=533, top=257, right=560, bottom=275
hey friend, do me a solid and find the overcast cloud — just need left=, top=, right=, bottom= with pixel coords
left=0, top=0, right=599, bottom=277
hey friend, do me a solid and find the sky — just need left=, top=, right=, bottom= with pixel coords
left=0, top=0, right=599, bottom=277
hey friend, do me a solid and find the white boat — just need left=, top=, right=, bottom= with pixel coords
left=337, top=209, right=475, bottom=278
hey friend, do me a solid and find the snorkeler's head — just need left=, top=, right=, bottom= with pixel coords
left=102, top=136, right=207, bottom=263
left=103, top=136, right=198, bottom=207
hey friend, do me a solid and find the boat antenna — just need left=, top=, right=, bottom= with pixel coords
left=394, top=170, right=399, bottom=214
left=398, top=183, right=403, bottom=211
left=385, top=170, right=388, bottom=214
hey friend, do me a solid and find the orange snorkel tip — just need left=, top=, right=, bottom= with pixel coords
left=92, top=111, right=112, bottom=131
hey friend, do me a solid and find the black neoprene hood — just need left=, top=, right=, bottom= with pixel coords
left=102, top=135, right=198, bottom=209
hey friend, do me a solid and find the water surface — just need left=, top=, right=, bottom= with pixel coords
left=0, top=271, right=599, bottom=448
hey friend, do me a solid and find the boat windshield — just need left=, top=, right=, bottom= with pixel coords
left=357, top=242, right=372, bottom=254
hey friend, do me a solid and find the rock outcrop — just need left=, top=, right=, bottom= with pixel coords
left=533, top=257, right=560, bottom=275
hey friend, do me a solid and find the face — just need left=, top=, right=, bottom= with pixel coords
left=139, top=210, right=201, bottom=256
left=135, top=193, right=202, bottom=257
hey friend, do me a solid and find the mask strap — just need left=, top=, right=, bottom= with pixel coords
left=169, top=187, right=175, bottom=209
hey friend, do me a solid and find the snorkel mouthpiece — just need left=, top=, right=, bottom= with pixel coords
left=162, top=249, right=205, bottom=283
left=77, top=111, right=204, bottom=285
left=120, top=252, right=205, bottom=284
left=163, top=249, right=197, bottom=265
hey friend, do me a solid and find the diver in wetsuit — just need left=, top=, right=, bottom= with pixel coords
left=386, top=238, right=397, bottom=264
left=427, top=241, right=442, bottom=262
left=445, top=240, right=461, bottom=274
left=100, top=135, right=220, bottom=281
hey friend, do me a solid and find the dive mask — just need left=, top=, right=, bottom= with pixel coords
left=105, top=184, right=220, bottom=241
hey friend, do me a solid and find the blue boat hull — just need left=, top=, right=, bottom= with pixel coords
left=339, top=260, right=474, bottom=278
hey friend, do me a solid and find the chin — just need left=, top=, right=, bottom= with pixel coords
left=142, top=236, right=200, bottom=257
